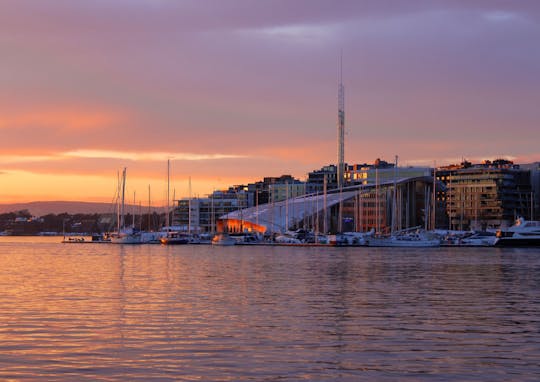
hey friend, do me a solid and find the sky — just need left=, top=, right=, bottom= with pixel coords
left=1, top=0, right=539, bottom=204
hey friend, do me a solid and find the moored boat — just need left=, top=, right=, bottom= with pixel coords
left=366, top=231, right=440, bottom=247
left=211, top=233, right=236, bottom=246
left=110, top=228, right=143, bottom=244
left=495, top=217, right=540, bottom=247
left=160, top=232, right=190, bottom=245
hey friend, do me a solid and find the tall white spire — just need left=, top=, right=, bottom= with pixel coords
left=337, top=52, right=345, bottom=189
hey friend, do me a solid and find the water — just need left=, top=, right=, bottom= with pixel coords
left=1, top=237, right=539, bottom=381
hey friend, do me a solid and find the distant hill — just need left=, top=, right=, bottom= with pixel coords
left=0, top=201, right=164, bottom=216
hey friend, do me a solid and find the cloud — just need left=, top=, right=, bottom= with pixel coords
left=245, top=23, right=340, bottom=45
left=63, top=150, right=248, bottom=161
left=0, top=150, right=248, bottom=165
left=483, top=11, right=520, bottom=22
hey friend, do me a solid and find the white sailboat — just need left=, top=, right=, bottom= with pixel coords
left=366, top=229, right=440, bottom=247
left=110, top=168, right=143, bottom=244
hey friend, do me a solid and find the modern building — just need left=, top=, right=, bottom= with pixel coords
left=173, top=175, right=305, bottom=233
left=520, top=162, right=540, bottom=220
left=269, top=180, right=306, bottom=203
left=173, top=188, right=249, bottom=233
left=307, top=165, right=339, bottom=193
left=220, top=175, right=436, bottom=234
left=438, top=159, right=534, bottom=230
left=346, top=159, right=431, bottom=186
left=255, top=175, right=302, bottom=204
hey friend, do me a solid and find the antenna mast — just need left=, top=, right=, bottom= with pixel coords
left=337, top=52, right=345, bottom=189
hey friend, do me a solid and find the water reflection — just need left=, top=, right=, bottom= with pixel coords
left=0, top=239, right=539, bottom=380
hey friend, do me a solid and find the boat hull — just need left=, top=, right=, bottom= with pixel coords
left=494, top=237, right=540, bottom=247
left=366, top=239, right=440, bottom=248
left=110, top=235, right=142, bottom=244
left=160, top=237, right=189, bottom=245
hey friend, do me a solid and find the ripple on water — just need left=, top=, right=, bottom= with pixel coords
left=0, top=239, right=539, bottom=380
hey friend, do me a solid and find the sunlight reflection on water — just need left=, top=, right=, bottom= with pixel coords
left=0, top=238, right=539, bottom=380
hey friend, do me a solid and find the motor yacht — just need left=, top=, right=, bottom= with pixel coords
left=495, top=217, right=540, bottom=246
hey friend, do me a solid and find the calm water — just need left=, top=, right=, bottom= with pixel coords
left=0, top=237, right=539, bottom=381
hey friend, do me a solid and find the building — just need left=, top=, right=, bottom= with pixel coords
left=220, top=175, right=435, bottom=234
left=269, top=180, right=306, bottom=203
left=307, top=165, right=338, bottom=193
left=438, top=159, right=534, bottom=230
left=520, top=162, right=540, bottom=219
left=252, top=175, right=301, bottom=204
left=346, top=159, right=431, bottom=186
left=173, top=188, right=249, bottom=233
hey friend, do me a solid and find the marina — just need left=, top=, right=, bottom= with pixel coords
left=57, top=220, right=539, bottom=248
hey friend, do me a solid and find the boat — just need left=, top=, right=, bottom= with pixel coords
left=494, top=217, right=540, bottom=247
left=160, top=232, right=190, bottom=245
left=111, top=227, right=143, bottom=244
left=366, top=231, right=440, bottom=247
left=274, top=234, right=302, bottom=244
left=211, top=233, right=236, bottom=246
left=62, top=234, right=111, bottom=244
left=459, top=232, right=496, bottom=247
left=110, top=168, right=143, bottom=244
left=329, top=231, right=373, bottom=246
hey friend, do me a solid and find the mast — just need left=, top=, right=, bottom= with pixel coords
left=337, top=52, right=345, bottom=189
left=323, top=174, right=327, bottom=234
left=120, top=167, right=126, bottom=231
left=148, top=184, right=151, bottom=231
left=166, top=159, right=170, bottom=235
left=132, top=191, right=136, bottom=228
left=432, top=161, right=436, bottom=230
left=116, top=170, right=121, bottom=233
left=188, top=176, right=192, bottom=234
left=285, top=180, right=289, bottom=232
left=392, top=155, right=398, bottom=233
left=337, top=53, right=345, bottom=233
left=375, top=166, right=379, bottom=234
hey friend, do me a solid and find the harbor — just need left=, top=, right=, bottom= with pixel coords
left=2, top=2, right=540, bottom=380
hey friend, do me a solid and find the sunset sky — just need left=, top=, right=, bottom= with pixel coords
left=1, top=0, right=539, bottom=205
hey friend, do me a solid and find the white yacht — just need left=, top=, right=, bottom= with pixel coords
left=366, top=231, right=440, bottom=248
left=110, top=227, right=143, bottom=244
left=211, top=233, right=236, bottom=246
left=495, top=217, right=540, bottom=247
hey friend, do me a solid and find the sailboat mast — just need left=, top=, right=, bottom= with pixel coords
left=432, top=161, right=437, bottom=230
left=392, top=155, right=398, bottom=233
left=148, top=184, right=151, bottom=231
left=133, top=191, right=136, bottom=228
left=323, top=174, right=328, bottom=234
left=166, top=159, right=170, bottom=233
left=116, top=170, right=121, bottom=233
left=120, top=167, right=126, bottom=230
left=188, top=176, right=192, bottom=234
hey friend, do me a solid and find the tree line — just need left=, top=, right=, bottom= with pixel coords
left=0, top=210, right=168, bottom=235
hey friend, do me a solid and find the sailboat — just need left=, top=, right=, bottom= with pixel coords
left=366, top=228, right=440, bottom=247
left=159, top=159, right=190, bottom=245
left=110, top=168, right=143, bottom=244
